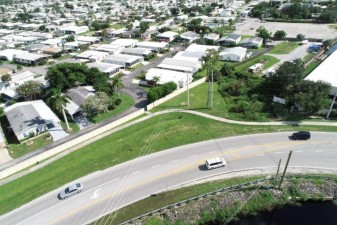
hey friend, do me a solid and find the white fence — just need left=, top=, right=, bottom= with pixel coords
left=0, top=78, right=207, bottom=180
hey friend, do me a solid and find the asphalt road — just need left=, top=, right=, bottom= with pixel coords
left=1, top=132, right=337, bottom=225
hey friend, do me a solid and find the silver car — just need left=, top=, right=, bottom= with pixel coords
left=59, top=183, right=83, bottom=199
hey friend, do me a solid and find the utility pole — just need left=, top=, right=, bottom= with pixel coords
left=278, top=150, right=293, bottom=189
left=210, top=70, right=214, bottom=109
left=274, top=159, right=281, bottom=185
left=326, top=92, right=337, bottom=119
left=186, top=73, right=189, bottom=107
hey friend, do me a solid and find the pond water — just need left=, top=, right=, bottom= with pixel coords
left=227, top=201, right=337, bottom=225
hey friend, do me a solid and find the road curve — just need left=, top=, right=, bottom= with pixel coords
left=1, top=132, right=337, bottom=225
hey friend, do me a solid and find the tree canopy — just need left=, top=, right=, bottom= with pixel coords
left=16, top=80, right=44, bottom=101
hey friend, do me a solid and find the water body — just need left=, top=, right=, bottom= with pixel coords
left=227, top=201, right=337, bottom=225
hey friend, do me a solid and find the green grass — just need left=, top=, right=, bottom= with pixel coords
left=8, top=134, right=53, bottom=158
left=302, top=53, right=316, bottom=63
left=328, top=24, right=337, bottom=29
left=304, top=61, right=319, bottom=75
left=235, top=55, right=280, bottom=72
left=1, top=112, right=336, bottom=215
left=128, top=63, right=144, bottom=72
left=60, top=120, right=80, bottom=134
left=111, top=23, right=123, bottom=29
left=92, top=176, right=262, bottom=225
left=54, top=54, right=71, bottom=61
left=268, top=42, right=299, bottom=54
left=90, top=93, right=134, bottom=123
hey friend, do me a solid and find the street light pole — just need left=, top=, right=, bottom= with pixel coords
left=326, top=92, right=337, bottom=119
left=186, top=73, right=189, bottom=107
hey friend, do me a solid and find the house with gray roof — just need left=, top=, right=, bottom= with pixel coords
left=217, top=34, right=241, bottom=46
left=103, top=54, right=143, bottom=68
left=4, top=100, right=61, bottom=142
left=240, top=37, right=263, bottom=48
left=14, top=52, right=51, bottom=65
left=65, top=86, right=95, bottom=117
left=87, top=62, right=120, bottom=77
left=178, top=31, right=200, bottom=43
left=121, top=47, right=153, bottom=58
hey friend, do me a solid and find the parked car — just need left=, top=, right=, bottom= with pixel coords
left=292, top=131, right=311, bottom=140
left=59, top=183, right=83, bottom=199
left=205, top=157, right=226, bottom=170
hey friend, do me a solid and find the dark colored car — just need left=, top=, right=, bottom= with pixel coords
left=292, top=131, right=311, bottom=140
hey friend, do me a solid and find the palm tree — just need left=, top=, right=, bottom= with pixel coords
left=112, top=75, right=124, bottom=97
left=152, top=76, right=160, bottom=86
left=46, top=88, right=71, bottom=131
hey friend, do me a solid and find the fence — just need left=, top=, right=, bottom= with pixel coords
left=0, top=78, right=207, bottom=181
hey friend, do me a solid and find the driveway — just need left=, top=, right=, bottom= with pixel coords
left=0, top=130, right=12, bottom=165
left=263, top=41, right=313, bottom=72
left=47, top=123, right=69, bottom=142
left=73, top=115, right=93, bottom=130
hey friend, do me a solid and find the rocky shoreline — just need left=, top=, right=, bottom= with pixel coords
left=131, top=177, right=337, bottom=225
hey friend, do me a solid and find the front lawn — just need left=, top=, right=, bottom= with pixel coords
left=90, top=93, right=135, bottom=123
left=128, top=63, right=144, bottom=72
left=235, top=55, right=280, bottom=72
left=0, top=112, right=336, bottom=216
left=8, top=134, right=53, bottom=158
left=268, top=42, right=299, bottom=54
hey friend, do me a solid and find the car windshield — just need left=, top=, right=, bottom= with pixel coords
left=65, top=187, right=70, bottom=194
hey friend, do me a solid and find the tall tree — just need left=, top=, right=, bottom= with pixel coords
left=256, top=26, right=272, bottom=43
left=112, top=75, right=124, bottom=97
left=46, top=88, right=71, bottom=130
left=16, top=80, right=43, bottom=101
left=1, top=73, right=11, bottom=84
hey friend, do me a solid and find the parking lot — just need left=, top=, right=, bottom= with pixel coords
left=234, top=18, right=337, bottom=40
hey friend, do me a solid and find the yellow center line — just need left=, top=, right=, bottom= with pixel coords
left=49, top=140, right=337, bottom=224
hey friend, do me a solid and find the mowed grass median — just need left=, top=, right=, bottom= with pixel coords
left=1, top=112, right=336, bottom=215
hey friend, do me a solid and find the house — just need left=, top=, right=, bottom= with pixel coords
left=4, top=100, right=61, bottom=142
left=157, top=31, right=178, bottom=42
left=157, top=58, right=202, bottom=73
left=185, top=44, right=220, bottom=55
left=145, top=68, right=192, bottom=88
left=173, top=51, right=204, bottom=62
left=219, top=47, right=247, bottom=62
left=111, top=38, right=139, bottom=48
left=76, top=36, right=101, bottom=45
left=136, top=41, right=169, bottom=52
left=121, top=47, right=153, bottom=58
left=65, top=86, right=95, bottom=118
left=87, top=62, right=120, bottom=77
left=0, top=49, right=27, bottom=61
left=94, top=44, right=124, bottom=55
left=103, top=54, right=144, bottom=68
left=240, top=37, right=263, bottom=48
left=141, top=30, right=158, bottom=40
left=75, top=50, right=109, bottom=62
left=217, top=34, right=241, bottom=46
left=178, top=31, right=200, bottom=43
left=42, top=47, right=63, bottom=57
left=219, top=9, right=234, bottom=17
left=57, top=25, right=89, bottom=35
left=14, top=52, right=50, bottom=65
left=0, top=71, right=35, bottom=99
left=305, top=50, right=337, bottom=95
left=204, top=33, right=220, bottom=42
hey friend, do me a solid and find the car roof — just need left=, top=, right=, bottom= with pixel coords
left=206, top=157, right=223, bottom=164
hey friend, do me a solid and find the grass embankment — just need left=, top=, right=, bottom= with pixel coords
left=0, top=112, right=336, bottom=215
left=268, top=42, right=299, bottom=55
left=93, top=176, right=262, bottom=225
left=304, top=61, right=320, bottom=76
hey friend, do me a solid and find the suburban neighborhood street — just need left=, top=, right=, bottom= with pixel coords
left=0, top=132, right=337, bottom=225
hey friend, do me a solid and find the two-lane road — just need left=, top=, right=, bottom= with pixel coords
left=1, top=132, right=337, bottom=225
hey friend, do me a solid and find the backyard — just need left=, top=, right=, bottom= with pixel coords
left=268, top=42, right=299, bottom=54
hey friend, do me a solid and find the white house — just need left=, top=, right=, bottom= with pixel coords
left=157, top=58, right=202, bottom=73
left=240, top=37, right=263, bottom=48
left=219, top=47, right=247, bottom=62
left=111, top=38, right=139, bottom=48
left=185, top=44, right=220, bottom=55
left=103, top=54, right=144, bottom=68
left=157, top=31, right=178, bottom=42
left=4, top=100, right=61, bottom=142
left=0, top=49, right=28, bottom=61
left=0, top=71, right=35, bottom=99
left=173, top=51, right=204, bottom=62
left=179, top=31, right=200, bottom=43
left=75, top=50, right=109, bottom=62
left=145, top=68, right=193, bottom=88
left=57, top=25, right=89, bottom=35
left=136, top=41, right=169, bottom=52
left=305, top=50, right=337, bottom=95
left=87, top=62, right=120, bottom=77
left=94, top=44, right=124, bottom=54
